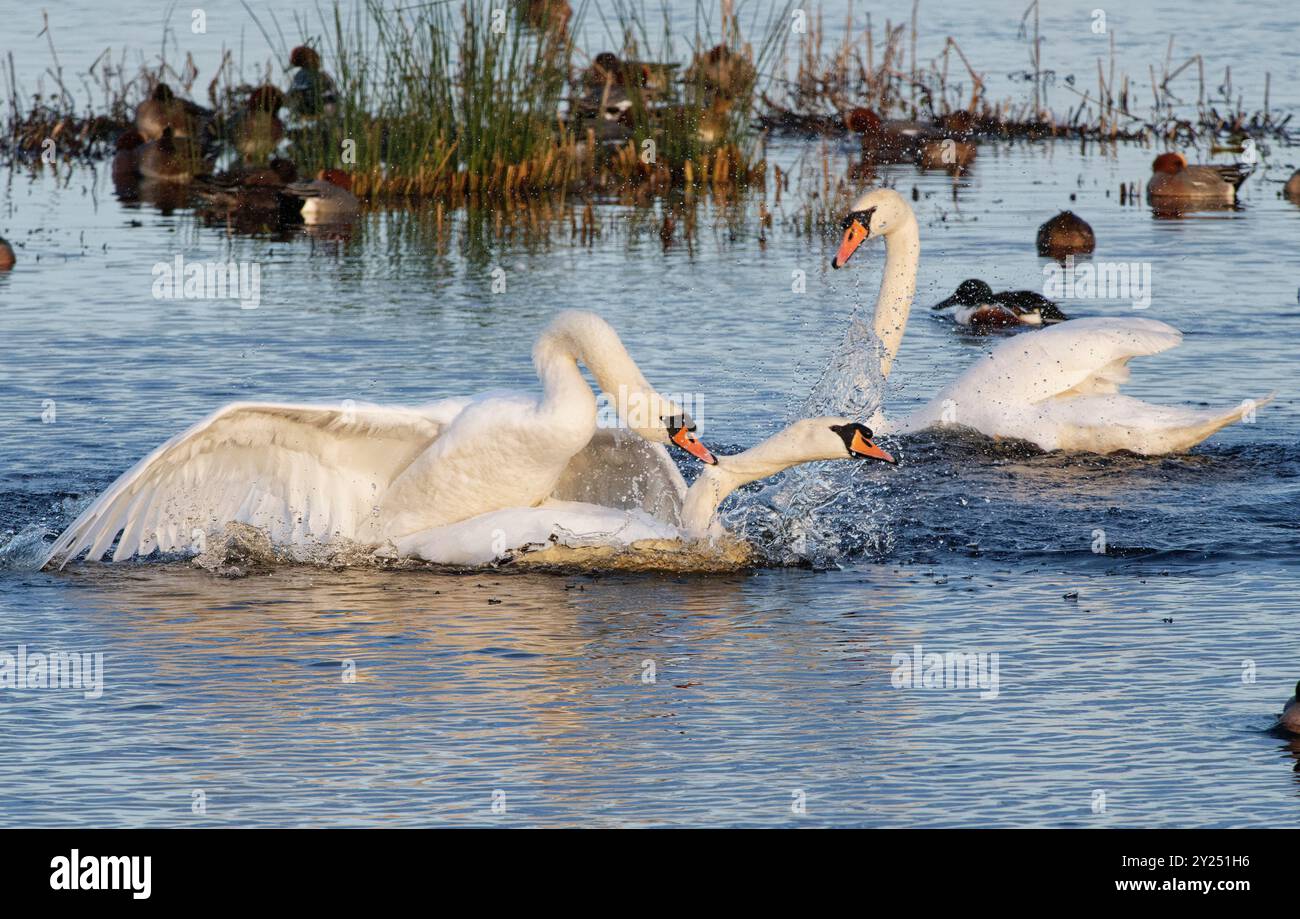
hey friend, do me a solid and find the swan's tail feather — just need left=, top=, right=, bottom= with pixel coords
left=1175, top=392, right=1274, bottom=449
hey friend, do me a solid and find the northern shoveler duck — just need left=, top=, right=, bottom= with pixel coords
left=0, top=237, right=15, bottom=271
left=1148, top=152, right=1250, bottom=205
left=138, top=127, right=208, bottom=183
left=845, top=107, right=976, bottom=170
left=134, top=82, right=210, bottom=142
left=932, top=279, right=1068, bottom=329
left=1036, top=211, right=1095, bottom=258
left=287, top=46, right=339, bottom=119
left=284, top=169, right=360, bottom=224
left=1279, top=681, right=1300, bottom=735
left=233, top=86, right=286, bottom=162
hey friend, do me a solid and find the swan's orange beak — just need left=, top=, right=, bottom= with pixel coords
left=849, top=428, right=896, bottom=464
left=669, top=425, right=717, bottom=465
left=831, top=218, right=869, bottom=269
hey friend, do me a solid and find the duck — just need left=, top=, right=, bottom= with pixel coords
left=1279, top=682, right=1300, bottom=735
left=845, top=107, right=976, bottom=170
left=0, top=237, right=15, bottom=271
left=284, top=169, right=361, bottom=224
left=232, top=86, right=285, bottom=162
left=395, top=417, right=895, bottom=566
left=138, top=127, right=208, bottom=183
left=684, top=44, right=757, bottom=103
left=195, top=158, right=302, bottom=226
left=286, top=46, right=339, bottom=119
left=829, top=188, right=1266, bottom=454
left=1148, top=152, right=1250, bottom=205
left=1285, top=169, right=1300, bottom=200
left=932, top=279, right=1068, bottom=329
left=42, top=311, right=718, bottom=567
left=1036, top=210, right=1095, bottom=258
left=134, top=82, right=209, bottom=142
left=111, top=129, right=146, bottom=185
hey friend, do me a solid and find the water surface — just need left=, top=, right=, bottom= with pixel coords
left=2, top=0, right=1299, bottom=827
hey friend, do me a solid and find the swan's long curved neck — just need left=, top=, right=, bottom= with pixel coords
left=873, top=212, right=920, bottom=381
left=680, top=429, right=839, bottom=535
left=532, top=312, right=654, bottom=427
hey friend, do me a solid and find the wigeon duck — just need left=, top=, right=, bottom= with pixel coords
left=1278, top=681, right=1300, bottom=735
left=932, top=279, right=1068, bottom=329
left=111, top=129, right=146, bottom=185
left=1147, top=152, right=1250, bottom=205
left=196, top=158, right=302, bottom=226
left=284, top=168, right=361, bottom=224
left=233, top=86, right=286, bottom=162
left=287, top=46, right=339, bottom=119
left=134, top=82, right=210, bottom=142
left=1036, top=210, right=1095, bottom=258
left=0, top=237, right=15, bottom=271
left=845, top=107, right=976, bottom=170
left=138, top=127, right=208, bottom=183
left=1282, top=169, right=1300, bottom=200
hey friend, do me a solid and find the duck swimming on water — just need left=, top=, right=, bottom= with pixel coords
left=1036, top=211, right=1095, bottom=258
left=932, top=279, right=1068, bottom=330
left=1148, top=152, right=1250, bottom=205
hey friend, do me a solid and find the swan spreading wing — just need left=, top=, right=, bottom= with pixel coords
left=42, top=399, right=469, bottom=568
left=894, top=318, right=1262, bottom=453
left=549, top=427, right=688, bottom=525
left=43, top=398, right=690, bottom=568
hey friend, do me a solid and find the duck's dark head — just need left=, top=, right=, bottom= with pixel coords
left=933, top=278, right=994, bottom=310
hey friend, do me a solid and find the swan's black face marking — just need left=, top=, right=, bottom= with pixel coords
left=662, top=412, right=696, bottom=433
left=830, top=422, right=897, bottom=464
left=840, top=207, right=877, bottom=236
left=831, top=206, right=877, bottom=269
left=663, top=414, right=717, bottom=465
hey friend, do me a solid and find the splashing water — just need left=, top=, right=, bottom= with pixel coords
left=735, top=305, right=896, bottom=568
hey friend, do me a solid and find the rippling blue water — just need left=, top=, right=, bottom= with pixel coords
left=1, top=0, right=1299, bottom=827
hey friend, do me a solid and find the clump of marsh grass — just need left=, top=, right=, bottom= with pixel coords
left=248, top=0, right=578, bottom=199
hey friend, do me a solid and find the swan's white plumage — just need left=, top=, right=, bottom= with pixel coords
left=397, top=416, right=878, bottom=565
left=842, top=188, right=1263, bottom=455
left=44, top=311, right=702, bottom=568
left=43, top=400, right=463, bottom=567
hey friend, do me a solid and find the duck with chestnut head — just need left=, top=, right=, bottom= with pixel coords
left=1148, top=152, right=1250, bottom=206
left=287, top=46, right=338, bottom=119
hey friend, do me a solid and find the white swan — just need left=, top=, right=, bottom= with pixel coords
left=829, top=188, right=1267, bottom=454
left=42, top=310, right=716, bottom=568
left=395, top=417, right=895, bottom=566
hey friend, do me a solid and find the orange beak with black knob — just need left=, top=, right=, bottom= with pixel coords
left=831, top=422, right=896, bottom=464
left=830, top=207, right=876, bottom=270
left=666, top=417, right=717, bottom=465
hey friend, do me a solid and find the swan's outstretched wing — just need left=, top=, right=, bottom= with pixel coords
left=969, top=317, right=1182, bottom=401
left=550, top=427, right=688, bottom=525
left=899, top=318, right=1183, bottom=431
left=44, top=400, right=466, bottom=568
